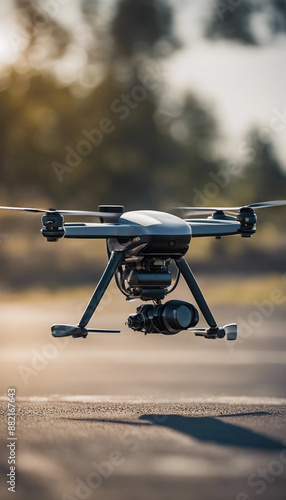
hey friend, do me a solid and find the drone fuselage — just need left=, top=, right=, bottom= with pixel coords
left=107, top=210, right=191, bottom=259
left=2, top=200, right=284, bottom=341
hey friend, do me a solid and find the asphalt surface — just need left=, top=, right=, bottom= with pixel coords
left=1, top=299, right=286, bottom=500
left=1, top=399, right=286, bottom=500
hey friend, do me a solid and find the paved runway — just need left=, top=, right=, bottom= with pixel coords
left=1, top=398, right=286, bottom=500
left=1, top=299, right=286, bottom=499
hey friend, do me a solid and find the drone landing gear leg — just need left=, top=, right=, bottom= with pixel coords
left=175, top=257, right=237, bottom=340
left=79, top=251, right=124, bottom=328
left=51, top=251, right=124, bottom=338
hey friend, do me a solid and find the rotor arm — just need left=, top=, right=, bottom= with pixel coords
left=63, top=223, right=139, bottom=239
left=185, top=219, right=242, bottom=238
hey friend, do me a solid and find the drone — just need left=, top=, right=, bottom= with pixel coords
left=1, top=200, right=285, bottom=341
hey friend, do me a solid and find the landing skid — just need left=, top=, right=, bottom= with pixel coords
left=51, top=253, right=237, bottom=341
left=188, top=323, right=237, bottom=340
left=51, top=324, right=121, bottom=338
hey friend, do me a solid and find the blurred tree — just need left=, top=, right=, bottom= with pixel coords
left=239, top=129, right=286, bottom=200
left=111, top=0, right=178, bottom=57
left=206, top=0, right=286, bottom=45
left=0, top=0, right=285, bottom=289
left=13, top=0, right=72, bottom=62
left=0, top=0, right=284, bottom=210
left=0, top=0, right=221, bottom=211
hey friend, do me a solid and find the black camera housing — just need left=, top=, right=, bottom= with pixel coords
left=127, top=299, right=199, bottom=335
left=126, top=268, right=172, bottom=301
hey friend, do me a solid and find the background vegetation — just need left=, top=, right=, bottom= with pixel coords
left=0, top=0, right=285, bottom=290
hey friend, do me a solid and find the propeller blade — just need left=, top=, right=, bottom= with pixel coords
left=248, top=200, right=286, bottom=209
left=174, top=206, right=241, bottom=213
left=174, top=207, right=240, bottom=216
left=0, top=206, right=122, bottom=219
left=0, top=206, right=46, bottom=213
left=174, top=200, right=286, bottom=215
left=54, top=209, right=120, bottom=218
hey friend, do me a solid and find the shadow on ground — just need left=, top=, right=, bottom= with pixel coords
left=67, top=411, right=284, bottom=450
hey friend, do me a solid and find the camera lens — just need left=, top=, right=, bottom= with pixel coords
left=127, top=313, right=144, bottom=331
left=176, top=305, right=193, bottom=328
left=162, top=302, right=194, bottom=331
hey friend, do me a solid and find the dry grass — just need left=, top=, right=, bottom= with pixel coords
left=0, top=273, right=284, bottom=306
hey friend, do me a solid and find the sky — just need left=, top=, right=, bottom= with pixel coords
left=167, top=0, right=286, bottom=168
left=166, top=37, right=286, bottom=168
left=0, top=0, right=286, bottom=168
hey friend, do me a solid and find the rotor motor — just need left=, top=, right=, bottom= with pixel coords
left=41, top=212, right=65, bottom=242
left=237, top=207, right=257, bottom=237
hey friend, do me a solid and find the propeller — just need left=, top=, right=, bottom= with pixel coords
left=0, top=206, right=122, bottom=220
left=174, top=200, right=286, bottom=216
